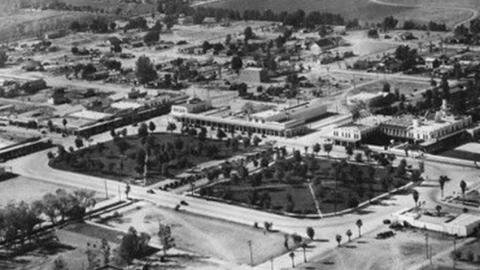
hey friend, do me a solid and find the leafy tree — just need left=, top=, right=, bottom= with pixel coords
left=167, top=122, right=177, bottom=133
left=138, top=123, right=149, bottom=137
left=435, top=205, right=442, bottom=216
left=74, top=137, right=84, bottom=149
left=323, top=144, right=332, bottom=158
left=135, top=56, right=158, bottom=84
left=382, top=16, right=398, bottom=31
left=306, top=227, right=315, bottom=240
left=148, top=121, right=156, bottom=133
left=244, top=26, right=254, bottom=42
left=231, top=55, right=243, bottom=74
left=367, top=29, right=379, bottom=38
left=118, top=227, right=150, bottom=264
left=345, top=145, right=354, bottom=160
left=313, top=143, right=321, bottom=155
left=252, top=135, right=261, bottom=146
left=460, top=180, right=467, bottom=199
left=144, top=30, right=160, bottom=45
left=383, top=82, right=391, bottom=93
left=163, top=15, right=176, bottom=30
left=158, top=223, right=175, bottom=258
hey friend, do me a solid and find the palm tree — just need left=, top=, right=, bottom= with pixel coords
left=335, top=234, right=342, bottom=247
left=412, top=190, right=419, bottom=208
left=460, top=180, right=467, bottom=199
left=301, top=242, right=308, bottom=263
left=346, top=229, right=352, bottom=242
left=356, top=219, right=363, bottom=237
left=435, top=205, right=442, bottom=216
left=289, top=251, right=295, bottom=268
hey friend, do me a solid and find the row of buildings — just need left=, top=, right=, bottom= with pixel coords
left=171, top=97, right=333, bottom=137
left=330, top=100, right=477, bottom=152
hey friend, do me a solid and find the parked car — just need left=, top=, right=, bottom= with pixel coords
left=376, top=230, right=395, bottom=239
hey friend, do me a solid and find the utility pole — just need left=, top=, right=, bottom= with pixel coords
left=104, top=180, right=109, bottom=199
left=247, top=240, right=253, bottom=266
left=425, top=226, right=429, bottom=259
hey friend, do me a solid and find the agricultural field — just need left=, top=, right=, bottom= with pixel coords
left=50, top=132, right=255, bottom=185
left=0, top=10, right=104, bottom=42
left=205, top=0, right=472, bottom=26
left=199, top=154, right=414, bottom=215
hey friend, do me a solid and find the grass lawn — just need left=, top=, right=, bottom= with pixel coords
left=440, top=149, right=480, bottom=162
left=51, top=133, right=252, bottom=185
left=200, top=156, right=412, bottom=215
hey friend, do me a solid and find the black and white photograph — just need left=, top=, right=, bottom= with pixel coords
left=1, top=0, right=480, bottom=269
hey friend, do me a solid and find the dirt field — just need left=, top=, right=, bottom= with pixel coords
left=106, top=202, right=293, bottom=266
left=296, top=228, right=461, bottom=270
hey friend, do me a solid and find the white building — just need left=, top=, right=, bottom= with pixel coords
left=171, top=99, right=329, bottom=137
left=347, top=92, right=386, bottom=106
left=394, top=209, right=480, bottom=237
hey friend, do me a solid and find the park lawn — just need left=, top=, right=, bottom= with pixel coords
left=352, top=80, right=430, bottom=97
left=51, top=133, right=252, bottom=185
left=212, top=182, right=318, bottom=214
left=201, top=157, right=411, bottom=215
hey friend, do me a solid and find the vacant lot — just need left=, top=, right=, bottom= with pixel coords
left=0, top=176, right=79, bottom=207
left=105, top=202, right=292, bottom=266
left=297, top=228, right=459, bottom=270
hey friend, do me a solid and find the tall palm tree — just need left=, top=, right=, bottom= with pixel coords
left=346, top=229, right=352, bottom=242
left=438, top=176, right=447, bottom=198
left=301, top=242, right=308, bottom=263
left=335, top=234, right=342, bottom=247
left=289, top=251, right=295, bottom=268
left=356, top=219, right=363, bottom=237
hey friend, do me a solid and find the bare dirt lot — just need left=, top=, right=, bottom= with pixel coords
left=105, top=202, right=293, bottom=266
left=296, top=228, right=462, bottom=270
